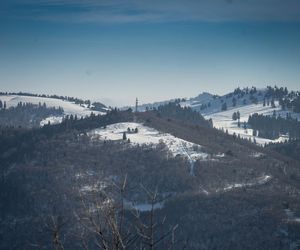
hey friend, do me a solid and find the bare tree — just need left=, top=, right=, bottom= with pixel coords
left=45, top=215, right=68, bottom=250
left=72, top=176, right=178, bottom=249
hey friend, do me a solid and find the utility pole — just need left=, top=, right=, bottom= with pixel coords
left=135, top=97, right=138, bottom=113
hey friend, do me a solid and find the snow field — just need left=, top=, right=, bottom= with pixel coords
left=204, top=102, right=299, bottom=145
left=88, top=122, right=209, bottom=174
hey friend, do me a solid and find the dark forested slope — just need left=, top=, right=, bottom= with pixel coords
left=0, top=107, right=299, bottom=249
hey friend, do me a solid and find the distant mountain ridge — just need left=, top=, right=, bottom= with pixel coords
left=0, top=92, right=108, bottom=127
left=130, top=86, right=300, bottom=145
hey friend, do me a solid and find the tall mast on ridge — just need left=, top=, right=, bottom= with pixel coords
left=135, top=97, right=138, bottom=112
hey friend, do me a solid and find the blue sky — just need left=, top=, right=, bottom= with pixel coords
left=0, top=0, right=300, bottom=106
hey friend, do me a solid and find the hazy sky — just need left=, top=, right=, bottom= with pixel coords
left=1, top=0, right=300, bottom=106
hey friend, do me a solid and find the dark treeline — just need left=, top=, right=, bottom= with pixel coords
left=0, top=91, right=107, bottom=111
left=290, top=95, right=300, bottom=113
left=0, top=101, right=63, bottom=128
left=230, top=86, right=261, bottom=104
left=267, top=139, right=300, bottom=162
left=233, top=86, right=258, bottom=96
left=155, top=102, right=212, bottom=128
left=248, top=112, right=300, bottom=140
left=223, top=86, right=300, bottom=113
left=264, top=85, right=289, bottom=99
left=225, top=86, right=260, bottom=106
left=264, top=86, right=300, bottom=113
left=0, top=91, right=91, bottom=105
left=52, top=108, right=133, bottom=132
left=0, top=109, right=133, bottom=166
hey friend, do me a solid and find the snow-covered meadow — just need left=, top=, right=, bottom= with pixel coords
left=204, top=102, right=300, bottom=145
left=178, top=89, right=300, bottom=145
left=88, top=122, right=209, bottom=174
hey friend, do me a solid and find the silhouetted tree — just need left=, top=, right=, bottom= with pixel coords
left=221, top=103, right=227, bottom=111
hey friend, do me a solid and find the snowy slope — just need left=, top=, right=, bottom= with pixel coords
left=180, top=89, right=267, bottom=114
left=180, top=92, right=214, bottom=109
left=204, top=102, right=300, bottom=145
left=125, top=92, right=214, bottom=112
left=120, top=87, right=300, bottom=145
left=0, top=95, right=106, bottom=125
left=178, top=88, right=300, bottom=145
left=88, top=122, right=210, bottom=174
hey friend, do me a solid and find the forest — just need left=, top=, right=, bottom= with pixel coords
left=0, top=101, right=63, bottom=128
left=248, top=112, right=300, bottom=140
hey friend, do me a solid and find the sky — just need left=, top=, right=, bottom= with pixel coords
left=0, top=0, right=300, bottom=106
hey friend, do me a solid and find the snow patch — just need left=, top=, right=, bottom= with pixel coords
left=251, top=152, right=265, bottom=158
left=215, top=153, right=225, bottom=158
left=79, top=182, right=107, bottom=193
left=284, top=209, right=300, bottom=224
left=124, top=199, right=164, bottom=212
left=40, top=116, right=63, bottom=126
left=222, top=175, right=272, bottom=192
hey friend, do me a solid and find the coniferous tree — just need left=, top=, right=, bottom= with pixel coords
left=248, top=112, right=300, bottom=140
left=271, top=98, right=275, bottom=108
left=291, top=95, right=300, bottom=113
left=221, top=102, right=227, bottom=111
left=232, top=97, right=237, bottom=107
left=123, top=132, right=127, bottom=140
left=232, top=112, right=237, bottom=121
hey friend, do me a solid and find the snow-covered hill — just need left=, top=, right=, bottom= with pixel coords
left=129, top=87, right=299, bottom=145
left=180, top=88, right=267, bottom=115
left=179, top=88, right=300, bottom=145
left=204, top=102, right=300, bottom=145
left=0, top=95, right=106, bottom=126
left=88, top=122, right=213, bottom=175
